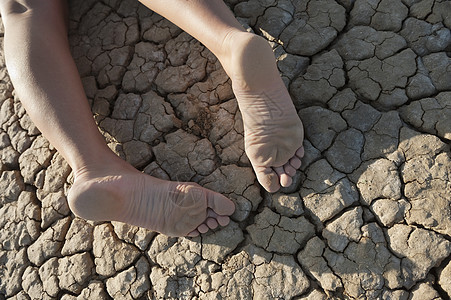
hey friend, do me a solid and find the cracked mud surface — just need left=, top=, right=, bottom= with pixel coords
left=1, top=0, right=450, bottom=299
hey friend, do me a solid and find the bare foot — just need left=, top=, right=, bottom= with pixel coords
left=67, top=163, right=235, bottom=237
left=220, top=31, right=304, bottom=192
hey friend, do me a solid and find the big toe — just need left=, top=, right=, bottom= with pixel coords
left=255, top=166, right=280, bottom=193
left=207, top=191, right=235, bottom=216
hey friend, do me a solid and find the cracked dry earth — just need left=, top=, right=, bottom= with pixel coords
left=0, top=0, right=450, bottom=299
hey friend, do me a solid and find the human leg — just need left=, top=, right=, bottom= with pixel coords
left=0, top=0, right=113, bottom=172
left=138, top=0, right=304, bottom=192
left=0, top=0, right=234, bottom=237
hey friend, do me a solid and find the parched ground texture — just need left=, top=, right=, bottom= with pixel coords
left=1, top=0, right=450, bottom=299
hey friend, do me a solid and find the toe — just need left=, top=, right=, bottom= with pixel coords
left=274, top=166, right=293, bottom=188
left=187, top=230, right=200, bottom=237
left=206, top=191, right=235, bottom=216
left=197, top=224, right=209, bottom=234
left=281, top=175, right=293, bottom=187
left=206, top=218, right=218, bottom=229
left=296, top=146, right=305, bottom=158
left=289, top=157, right=302, bottom=169
left=284, top=163, right=296, bottom=176
left=206, top=209, right=219, bottom=229
left=255, top=165, right=280, bottom=193
left=217, top=215, right=230, bottom=227
left=207, top=209, right=229, bottom=227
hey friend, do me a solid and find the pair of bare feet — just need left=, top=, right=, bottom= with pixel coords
left=68, top=31, right=304, bottom=237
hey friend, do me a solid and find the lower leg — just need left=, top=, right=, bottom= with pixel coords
left=1, top=0, right=234, bottom=236
left=137, top=0, right=244, bottom=62
left=138, top=0, right=305, bottom=192
left=0, top=0, right=125, bottom=175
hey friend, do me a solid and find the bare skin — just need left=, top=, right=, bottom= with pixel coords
left=1, top=0, right=303, bottom=237
left=138, top=0, right=305, bottom=192
left=0, top=0, right=234, bottom=237
left=68, top=168, right=234, bottom=237
left=221, top=32, right=304, bottom=192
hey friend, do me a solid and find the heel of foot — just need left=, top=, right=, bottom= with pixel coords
left=68, top=180, right=122, bottom=222
left=222, top=32, right=277, bottom=88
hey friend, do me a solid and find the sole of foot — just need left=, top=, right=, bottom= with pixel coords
left=220, top=31, right=305, bottom=193
left=67, top=169, right=235, bottom=237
